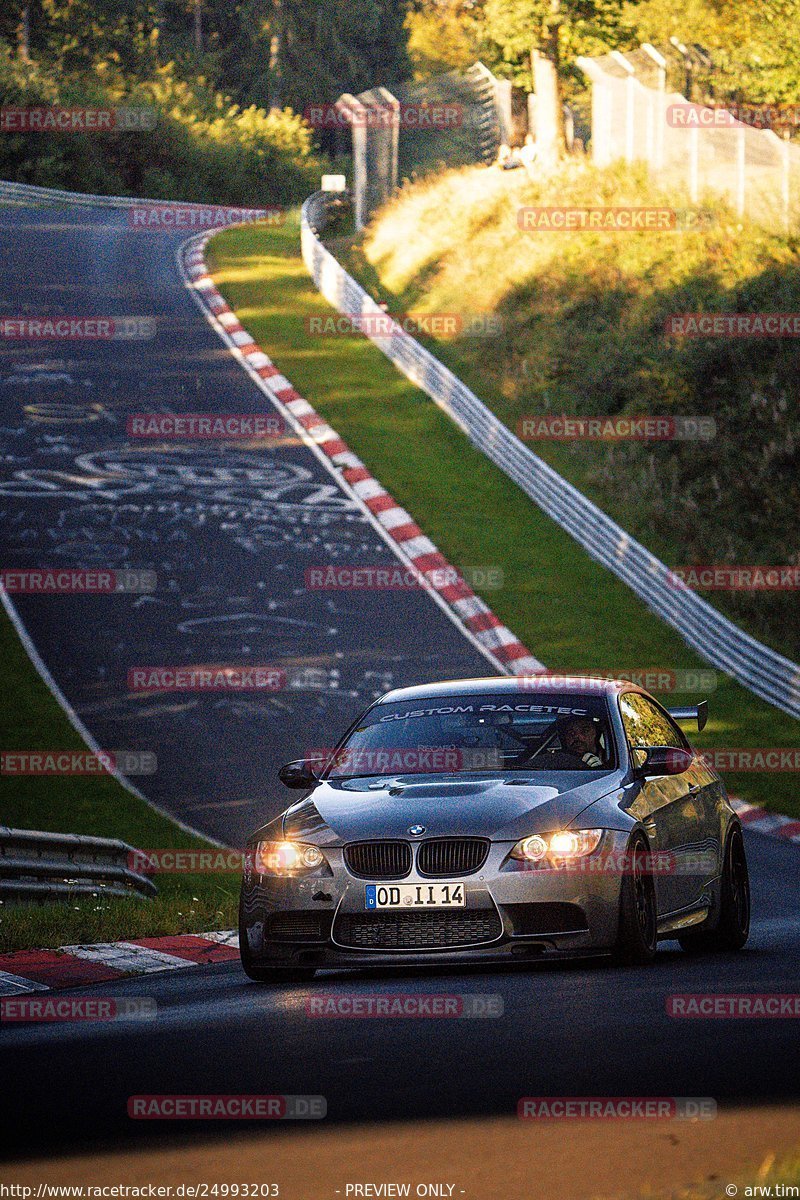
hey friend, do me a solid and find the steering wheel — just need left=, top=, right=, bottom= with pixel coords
left=516, top=744, right=590, bottom=769
left=545, top=748, right=591, bottom=768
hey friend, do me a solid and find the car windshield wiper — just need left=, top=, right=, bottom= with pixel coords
left=328, top=768, right=506, bottom=781
left=327, top=772, right=428, bottom=781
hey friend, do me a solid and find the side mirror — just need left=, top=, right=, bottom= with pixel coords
left=633, top=746, right=693, bottom=779
left=278, top=759, right=321, bottom=790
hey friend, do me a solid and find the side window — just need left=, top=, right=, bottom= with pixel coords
left=619, top=693, right=687, bottom=751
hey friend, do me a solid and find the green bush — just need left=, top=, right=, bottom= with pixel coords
left=0, top=48, right=323, bottom=205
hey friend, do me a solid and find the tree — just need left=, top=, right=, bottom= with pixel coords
left=40, top=0, right=161, bottom=75
left=405, top=0, right=484, bottom=77
left=193, top=0, right=202, bottom=54
left=202, top=0, right=410, bottom=113
left=480, top=0, right=630, bottom=163
left=626, top=0, right=800, bottom=104
left=482, top=0, right=627, bottom=85
left=18, top=2, right=31, bottom=59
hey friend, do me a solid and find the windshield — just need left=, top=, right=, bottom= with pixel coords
left=324, top=693, right=616, bottom=778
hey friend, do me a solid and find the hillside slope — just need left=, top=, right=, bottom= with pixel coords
left=337, top=161, right=800, bottom=660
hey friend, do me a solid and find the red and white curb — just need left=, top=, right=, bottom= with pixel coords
left=177, top=231, right=543, bottom=678
left=731, top=798, right=800, bottom=843
left=0, top=930, right=238, bottom=996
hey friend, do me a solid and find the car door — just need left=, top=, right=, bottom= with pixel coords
left=618, top=692, right=707, bottom=915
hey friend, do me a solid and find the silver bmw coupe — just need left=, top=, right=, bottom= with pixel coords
left=239, top=677, right=749, bottom=981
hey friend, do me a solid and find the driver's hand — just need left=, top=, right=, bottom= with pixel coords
left=582, top=752, right=602, bottom=767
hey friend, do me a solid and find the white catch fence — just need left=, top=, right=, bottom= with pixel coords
left=577, top=47, right=800, bottom=231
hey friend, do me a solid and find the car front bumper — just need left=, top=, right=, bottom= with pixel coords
left=240, top=832, right=630, bottom=969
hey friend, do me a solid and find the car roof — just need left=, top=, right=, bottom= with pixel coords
left=376, top=676, right=643, bottom=704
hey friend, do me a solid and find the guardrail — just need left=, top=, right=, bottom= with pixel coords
left=301, top=190, right=800, bottom=719
left=0, top=178, right=158, bottom=208
left=0, top=178, right=275, bottom=216
left=0, top=826, right=157, bottom=905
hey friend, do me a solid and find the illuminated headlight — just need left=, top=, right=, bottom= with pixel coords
left=511, top=834, right=549, bottom=863
left=255, top=840, right=328, bottom=876
left=510, top=829, right=604, bottom=864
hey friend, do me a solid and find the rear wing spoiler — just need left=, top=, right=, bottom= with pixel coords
left=668, top=701, right=708, bottom=732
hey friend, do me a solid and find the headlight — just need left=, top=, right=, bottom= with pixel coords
left=511, top=834, right=549, bottom=862
left=255, top=840, right=328, bottom=876
left=510, top=829, right=604, bottom=864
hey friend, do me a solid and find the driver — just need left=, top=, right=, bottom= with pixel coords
left=559, top=716, right=603, bottom=767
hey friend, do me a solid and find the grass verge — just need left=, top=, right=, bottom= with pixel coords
left=0, top=604, right=237, bottom=953
left=209, top=211, right=800, bottom=820
left=343, top=161, right=800, bottom=661
left=640, top=1149, right=800, bottom=1199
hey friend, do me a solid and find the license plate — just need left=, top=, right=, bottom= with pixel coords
left=365, top=883, right=466, bottom=909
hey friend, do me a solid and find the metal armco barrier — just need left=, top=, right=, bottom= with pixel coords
left=0, top=178, right=163, bottom=208
left=0, top=178, right=276, bottom=217
left=301, top=191, right=800, bottom=719
left=0, top=826, right=157, bottom=904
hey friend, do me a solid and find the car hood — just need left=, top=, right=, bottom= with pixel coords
left=279, top=770, right=626, bottom=844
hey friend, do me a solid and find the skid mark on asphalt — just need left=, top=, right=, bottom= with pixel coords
left=0, top=206, right=503, bottom=842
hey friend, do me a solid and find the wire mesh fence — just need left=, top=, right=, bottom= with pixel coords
left=577, top=49, right=800, bottom=230
left=395, top=63, right=507, bottom=178
left=331, top=63, right=508, bottom=226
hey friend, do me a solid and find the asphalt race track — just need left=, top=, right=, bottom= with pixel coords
left=2, top=832, right=800, bottom=1153
left=1, top=195, right=799, bottom=1162
left=0, top=199, right=494, bottom=846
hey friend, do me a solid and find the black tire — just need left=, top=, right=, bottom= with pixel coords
left=679, top=825, right=750, bottom=953
left=238, top=895, right=316, bottom=984
left=612, top=833, right=657, bottom=966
